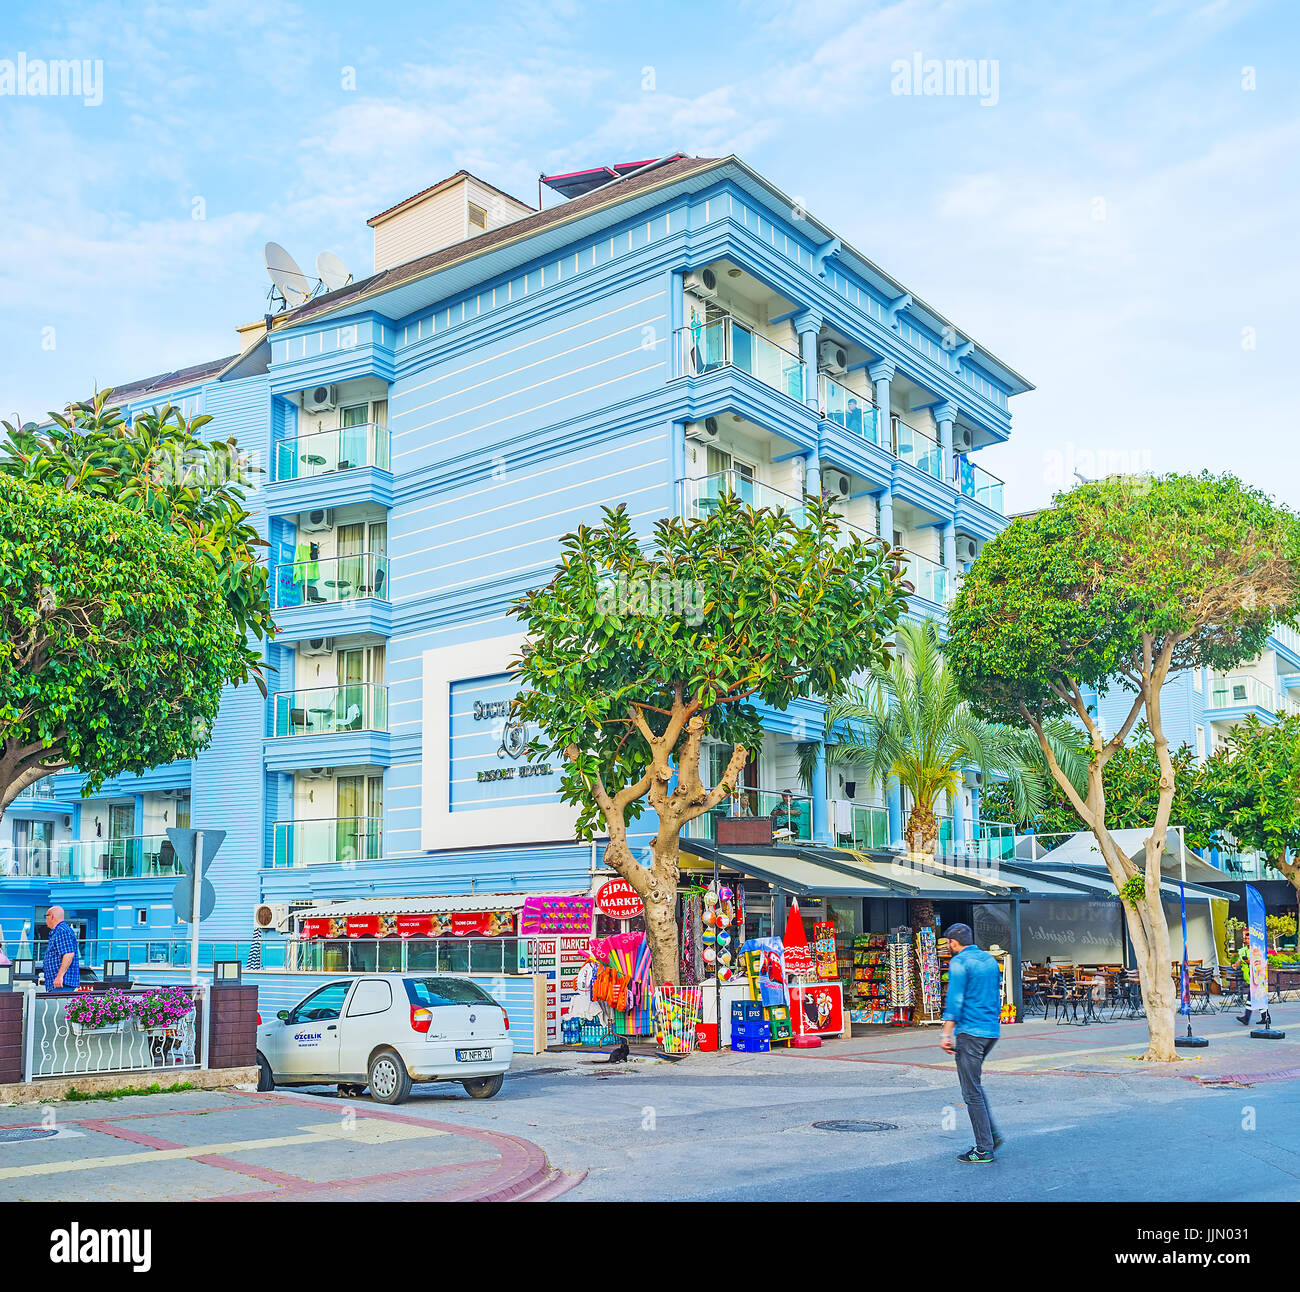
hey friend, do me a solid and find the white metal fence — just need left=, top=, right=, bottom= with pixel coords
left=23, top=985, right=206, bottom=1080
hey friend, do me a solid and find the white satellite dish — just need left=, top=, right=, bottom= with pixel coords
left=264, top=241, right=312, bottom=309
left=315, top=250, right=353, bottom=293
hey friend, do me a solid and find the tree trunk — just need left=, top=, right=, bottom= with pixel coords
left=905, top=801, right=938, bottom=856
left=1122, top=895, right=1177, bottom=1061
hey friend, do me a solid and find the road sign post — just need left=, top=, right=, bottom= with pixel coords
left=167, top=828, right=225, bottom=985
left=190, top=830, right=203, bottom=986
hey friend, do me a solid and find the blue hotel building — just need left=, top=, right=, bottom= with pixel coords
left=0, top=154, right=1032, bottom=958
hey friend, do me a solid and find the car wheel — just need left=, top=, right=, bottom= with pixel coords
left=462, top=1074, right=504, bottom=1100
left=368, top=1050, right=412, bottom=1105
left=256, top=1054, right=274, bottom=1093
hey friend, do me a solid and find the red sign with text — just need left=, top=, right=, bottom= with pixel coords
left=596, top=879, right=643, bottom=919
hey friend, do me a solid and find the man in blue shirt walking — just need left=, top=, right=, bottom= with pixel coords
left=42, top=906, right=81, bottom=993
left=939, top=923, right=1003, bottom=1164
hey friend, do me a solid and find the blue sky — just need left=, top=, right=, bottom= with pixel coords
left=1, top=0, right=1296, bottom=512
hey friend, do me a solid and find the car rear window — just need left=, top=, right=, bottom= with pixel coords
left=403, top=977, right=499, bottom=1008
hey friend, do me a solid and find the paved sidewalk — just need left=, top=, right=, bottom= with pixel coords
left=0, top=1088, right=575, bottom=1202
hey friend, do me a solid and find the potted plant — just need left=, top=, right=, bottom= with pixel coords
left=64, top=988, right=135, bottom=1035
left=132, top=985, right=195, bottom=1040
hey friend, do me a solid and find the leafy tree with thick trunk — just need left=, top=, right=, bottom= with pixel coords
left=1189, top=712, right=1300, bottom=899
left=0, top=476, right=246, bottom=811
left=945, top=473, right=1300, bottom=1061
left=512, top=497, right=909, bottom=985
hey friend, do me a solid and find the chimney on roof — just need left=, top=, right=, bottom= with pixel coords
left=366, top=170, right=535, bottom=273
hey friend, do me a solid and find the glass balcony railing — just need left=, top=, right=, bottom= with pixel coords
left=684, top=788, right=814, bottom=843
left=938, top=818, right=1015, bottom=860
left=892, top=417, right=945, bottom=481
left=818, top=375, right=881, bottom=445
left=675, top=316, right=804, bottom=403
left=838, top=804, right=890, bottom=851
left=273, top=552, right=389, bottom=610
left=959, top=459, right=1004, bottom=513
left=681, top=471, right=877, bottom=545
left=271, top=817, right=383, bottom=867
left=273, top=683, right=388, bottom=737
left=895, top=548, right=951, bottom=604
left=1208, top=674, right=1275, bottom=713
left=1, top=835, right=180, bottom=882
left=13, top=782, right=58, bottom=801
left=273, top=423, right=390, bottom=482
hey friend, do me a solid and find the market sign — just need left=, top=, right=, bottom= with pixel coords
left=596, top=879, right=642, bottom=919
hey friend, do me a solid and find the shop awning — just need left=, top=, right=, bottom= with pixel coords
left=294, top=890, right=582, bottom=919
left=680, top=842, right=1235, bottom=904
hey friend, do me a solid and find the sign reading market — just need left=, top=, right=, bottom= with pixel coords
left=596, top=878, right=643, bottom=920
left=301, top=911, right=518, bottom=940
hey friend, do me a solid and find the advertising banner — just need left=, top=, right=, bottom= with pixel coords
left=789, top=982, right=844, bottom=1035
left=1246, top=883, right=1269, bottom=1014
left=299, top=910, right=518, bottom=939
left=595, top=879, right=642, bottom=920
left=519, top=894, right=594, bottom=935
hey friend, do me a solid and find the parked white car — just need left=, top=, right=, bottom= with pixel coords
left=255, top=973, right=513, bottom=1103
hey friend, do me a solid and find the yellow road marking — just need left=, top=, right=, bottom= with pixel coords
left=0, top=1120, right=445, bottom=1181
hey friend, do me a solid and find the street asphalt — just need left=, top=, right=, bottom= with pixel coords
left=2, top=1013, right=1297, bottom=1202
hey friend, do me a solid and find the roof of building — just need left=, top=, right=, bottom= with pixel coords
left=367, top=168, right=536, bottom=227
left=278, top=152, right=1033, bottom=395
left=104, top=353, right=239, bottom=405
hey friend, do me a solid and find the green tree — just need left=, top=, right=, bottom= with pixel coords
left=800, top=620, right=1088, bottom=853
left=1, top=390, right=271, bottom=688
left=512, top=497, right=909, bottom=983
left=0, top=476, right=246, bottom=810
left=1189, top=713, right=1300, bottom=896
left=981, top=724, right=1203, bottom=841
left=945, top=473, right=1300, bottom=1061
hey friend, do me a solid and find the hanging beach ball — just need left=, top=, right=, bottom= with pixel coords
left=716, top=913, right=731, bottom=929
left=719, top=886, right=733, bottom=902
left=703, top=946, right=717, bottom=963
left=704, top=890, right=719, bottom=907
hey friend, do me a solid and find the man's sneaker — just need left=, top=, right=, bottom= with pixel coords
left=992, top=1133, right=1005, bottom=1151
left=957, top=1148, right=994, bottom=1164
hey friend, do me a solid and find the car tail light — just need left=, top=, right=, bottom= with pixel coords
left=256, top=1012, right=261, bottom=1025
left=410, top=1005, right=433, bottom=1034
left=502, top=1009, right=510, bottom=1031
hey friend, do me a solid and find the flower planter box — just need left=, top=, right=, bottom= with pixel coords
left=70, top=1019, right=131, bottom=1037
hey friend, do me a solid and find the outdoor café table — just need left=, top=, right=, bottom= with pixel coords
left=323, top=579, right=352, bottom=600
left=307, top=707, right=335, bottom=734
left=301, top=452, right=327, bottom=470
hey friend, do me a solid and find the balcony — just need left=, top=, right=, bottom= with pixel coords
left=2, top=835, right=180, bottom=883
left=959, top=459, right=1004, bottom=513
left=273, top=423, right=390, bottom=482
left=273, top=683, right=388, bottom=738
left=892, top=417, right=945, bottom=482
left=1208, top=674, right=1275, bottom=715
left=938, top=818, right=1015, bottom=861
left=675, top=316, right=804, bottom=404
left=681, top=470, right=879, bottom=545
left=836, top=803, right=890, bottom=850
left=685, top=788, right=814, bottom=843
left=896, top=548, right=951, bottom=605
left=818, top=375, right=881, bottom=445
left=271, top=816, right=383, bottom=867
left=273, top=552, right=389, bottom=610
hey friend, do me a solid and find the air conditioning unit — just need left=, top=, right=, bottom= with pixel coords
left=953, top=425, right=974, bottom=452
left=684, top=268, right=718, bottom=299
left=823, top=472, right=851, bottom=501
left=686, top=417, right=720, bottom=443
left=302, top=637, right=334, bottom=657
left=303, top=384, right=338, bottom=413
left=818, top=340, right=848, bottom=374
left=254, top=902, right=290, bottom=933
left=956, top=535, right=979, bottom=563
left=300, top=507, right=334, bottom=533
left=963, top=769, right=984, bottom=789
left=301, top=766, right=334, bottom=780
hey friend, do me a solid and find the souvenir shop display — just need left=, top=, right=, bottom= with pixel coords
left=888, top=929, right=915, bottom=1024
left=850, top=933, right=892, bottom=1025
left=915, top=924, right=943, bottom=1023
left=739, top=937, right=788, bottom=1006
left=589, top=932, right=655, bottom=1036
left=812, top=921, right=838, bottom=980
left=789, top=981, right=845, bottom=1037
left=781, top=899, right=816, bottom=978
left=654, top=985, right=702, bottom=1057
left=701, top=883, right=738, bottom=983
left=520, top=894, right=594, bottom=936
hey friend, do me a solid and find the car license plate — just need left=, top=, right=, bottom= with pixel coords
left=457, top=1048, right=492, bottom=1063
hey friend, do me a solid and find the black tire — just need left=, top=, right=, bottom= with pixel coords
left=256, top=1053, right=274, bottom=1092
left=462, top=1073, right=504, bottom=1100
left=368, top=1049, right=412, bottom=1104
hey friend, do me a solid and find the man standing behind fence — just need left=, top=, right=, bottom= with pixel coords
left=939, top=922, right=1002, bottom=1164
left=42, top=906, right=80, bottom=993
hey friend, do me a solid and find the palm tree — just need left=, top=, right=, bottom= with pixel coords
left=801, top=620, right=1087, bottom=854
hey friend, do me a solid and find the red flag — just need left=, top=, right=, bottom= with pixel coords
left=782, top=898, right=815, bottom=977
